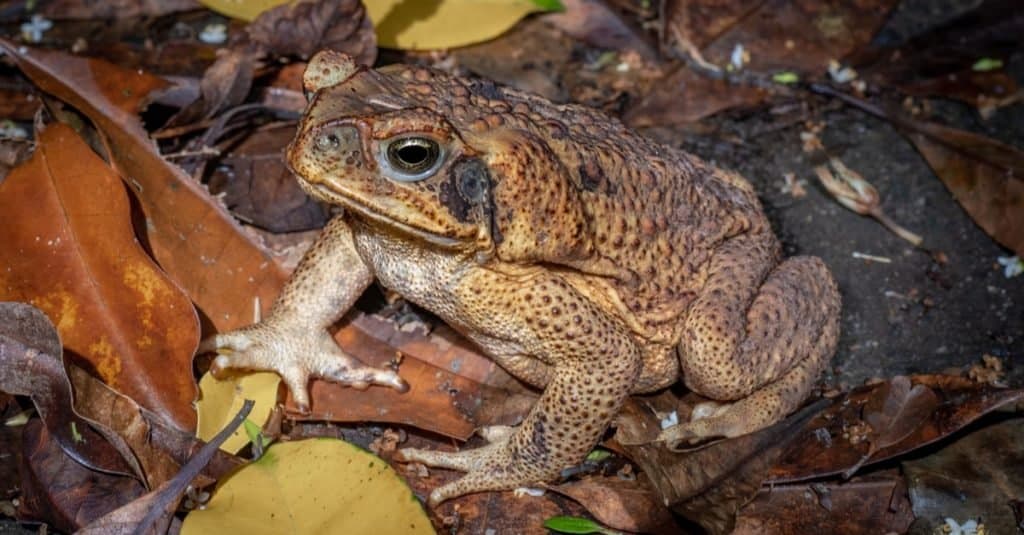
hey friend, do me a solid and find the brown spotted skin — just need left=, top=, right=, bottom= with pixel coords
left=202, top=50, right=841, bottom=505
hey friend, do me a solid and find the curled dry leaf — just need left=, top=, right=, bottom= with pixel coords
left=19, top=419, right=146, bottom=533
left=843, top=376, right=939, bottom=478
left=543, top=0, right=658, bottom=60
left=612, top=397, right=829, bottom=535
left=768, top=374, right=1024, bottom=483
left=69, top=364, right=244, bottom=488
left=814, top=157, right=923, bottom=246
left=0, top=301, right=241, bottom=498
left=77, top=400, right=254, bottom=535
left=0, top=123, right=199, bottom=431
left=813, top=84, right=1024, bottom=256
left=0, top=302, right=139, bottom=478
left=245, top=0, right=375, bottom=63
left=0, top=41, right=291, bottom=332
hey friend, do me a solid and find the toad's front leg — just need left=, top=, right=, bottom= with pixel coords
left=198, top=217, right=407, bottom=409
left=398, top=279, right=642, bottom=505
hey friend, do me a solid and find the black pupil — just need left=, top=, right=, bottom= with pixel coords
left=397, top=144, right=429, bottom=166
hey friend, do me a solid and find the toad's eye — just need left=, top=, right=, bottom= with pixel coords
left=380, top=136, right=444, bottom=182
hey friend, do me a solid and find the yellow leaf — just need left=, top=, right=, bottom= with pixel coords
left=196, top=371, right=280, bottom=453
left=198, top=0, right=288, bottom=21
left=181, top=438, right=434, bottom=534
left=196, top=0, right=550, bottom=50
left=367, top=0, right=548, bottom=50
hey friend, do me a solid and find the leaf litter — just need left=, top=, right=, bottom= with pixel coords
left=0, top=0, right=1021, bottom=533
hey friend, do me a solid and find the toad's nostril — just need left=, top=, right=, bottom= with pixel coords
left=311, top=125, right=360, bottom=156
left=317, top=133, right=340, bottom=150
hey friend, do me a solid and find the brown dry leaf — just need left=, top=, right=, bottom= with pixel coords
left=844, top=375, right=939, bottom=478
left=245, top=0, right=375, bottom=63
left=814, top=84, right=1024, bottom=256
left=851, top=0, right=1023, bottom=87
left=68, top=365, right=244, bottom=489
left=19, top=419, right=146, bottom=533
left=550, top=476, right=677, bottom=534
left=544, top=0, right=657, bottom=60
left=0, top=302, right=140, bottom=478
left=35, top=0, right=200, bottom=19
left=452, top=17, right=574, bottom=103
left=734, top=475, right=915, bottom=534
left=900, top=69, right=1021, bottom=115
left=0, top=123, right=199, bottom=431
left=903, top=417, right=1024, bottom=534
left=623, top=65, right=767, bottom=127
left=172, top=0, right=374, bottom=125
left=907, top=125, right=1024, bottom=256
left=686, top=0, right=900, bottom=74
left=208, top=124, right=329, bottom=233
left=287, top=316, right=538, bottom=440
left=662, top=0, right=750, bottom=50
left=768, top=374, right=1024, bottom=483
left=613, top=397, right=829, bottom=534
left=642, top=0, right=897, bottom=126
left=77, top=401, right=253, bottom=535
left=0, top=41, right=290, bottom=332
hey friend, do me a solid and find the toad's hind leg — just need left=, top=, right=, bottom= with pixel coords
left=662, top=235, right=840, bottom=444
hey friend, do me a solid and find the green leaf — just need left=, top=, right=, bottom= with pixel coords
left=585, top=448, right=612, bottom=462
left=543, top=516, right=614, bottom=534
left=773, top=71, right=800, bottom=84
left=531, top=0, right=564, bottom=10
left=972, top=58, right=1003, bottom=72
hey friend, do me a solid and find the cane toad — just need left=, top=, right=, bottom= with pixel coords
left=202, top=50, right=841, bottom=505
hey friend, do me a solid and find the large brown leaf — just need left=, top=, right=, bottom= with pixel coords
left=0, top=124, right=198, bottom=431
left=0, top=41, right=290, bottom=332
left=287, top=316, right=538, bottom=441
left=907, top=126, right=1024, bottom=256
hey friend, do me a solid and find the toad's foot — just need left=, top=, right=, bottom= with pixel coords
left=657, top=354, right=822, bottom=449
left=397, top=425, right=556, bottom=506
left=199, top=323, right=408, bottom=410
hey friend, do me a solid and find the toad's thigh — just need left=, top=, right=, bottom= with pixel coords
left=680, top=235, right=839, bottom=401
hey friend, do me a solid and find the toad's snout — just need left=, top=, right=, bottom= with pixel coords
left=287, top=123, right=365, bottom=184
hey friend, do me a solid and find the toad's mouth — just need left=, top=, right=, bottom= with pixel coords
left=308, top=183, right=468, bottom=249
